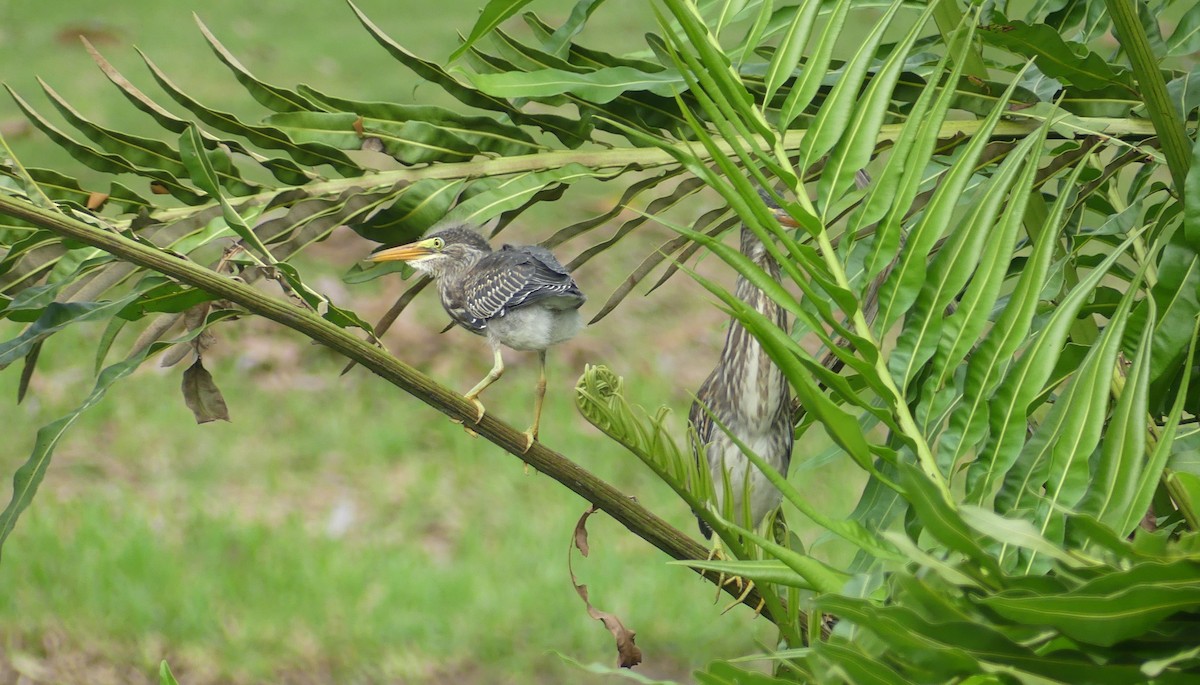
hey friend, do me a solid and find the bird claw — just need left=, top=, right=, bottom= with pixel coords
left=521, top=428, right=537, bottom=453
left=465, top=397, right=486, bottom=423
left=448, top=416, right=480, bottom=438
left=705, top=545, right=763, bottom=615
left=719, top=578, right=764, bottom=616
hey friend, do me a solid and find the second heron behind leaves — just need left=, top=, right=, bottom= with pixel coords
left=370, top=225, right=586, bottom=451
left=691, top=197, right=796, bottom=540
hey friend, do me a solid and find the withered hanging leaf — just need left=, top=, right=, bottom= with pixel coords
left=181, top=357, right=230, bottom=424
left=568, top=505, right=643, bottom=669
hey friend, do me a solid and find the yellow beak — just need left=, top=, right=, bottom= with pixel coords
left=369, top=238, right=438, bottom=262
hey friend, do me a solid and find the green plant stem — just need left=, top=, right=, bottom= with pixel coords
left=0, top=192, right=779, bottom=621
left=1103, top=0, right=1192, bottom=191
left=1164, top=468, right=1200, bottom=529
left=134, top=118, right=1156, bottom=229
left=810, top=224, right=951, bottom=497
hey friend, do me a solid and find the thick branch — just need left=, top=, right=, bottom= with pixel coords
left=0, top=193, right=777, bottom=619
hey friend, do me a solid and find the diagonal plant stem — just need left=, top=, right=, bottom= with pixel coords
left=0, top=192, right=780, bottom=620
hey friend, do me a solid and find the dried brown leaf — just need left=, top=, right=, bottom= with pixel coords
left=85, top=192, right=108, bottom=210
left=568, top=505, right=642, bottom=669
left=181, top=357, right=230, bottom=423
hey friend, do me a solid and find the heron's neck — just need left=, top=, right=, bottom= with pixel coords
left=731, top=228, right=785, bottom=327
left=715, top=230, right=789, bottom=428
left=432, top=251, right=487, bottom=313
left=434, top=251, right=485, bottom=287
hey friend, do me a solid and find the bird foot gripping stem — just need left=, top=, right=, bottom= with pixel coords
left=450, top=396, right=487, bottom=437
left=521, top=428, right=537, bottom=454
left=707, top=545, right=766, bottom=616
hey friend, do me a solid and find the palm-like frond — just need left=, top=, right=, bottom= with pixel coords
left=3, top=0, right=1200, bottom=680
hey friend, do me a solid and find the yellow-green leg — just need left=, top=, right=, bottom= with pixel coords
left=522, top=350, right=548, bottom=454
left=463, top=344, right=504, bottom=423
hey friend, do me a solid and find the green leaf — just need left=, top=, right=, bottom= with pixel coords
left=41, top=78, right=266, bottom=197
left=900, top=462, right=1004, bottom=583
left=858, top=22, right=975, bottom=284
left=760, top=0, right=822, bottom=107
left=346, top=0, right=591, bottom=147
left=817, top=596, right=983, bottom=675
left=0, top=316, right=216, bottom=560
left=942, top=159, right=1089, bottom=478
left=717, top=515, right=851, bottom=594
left=195, top=15, right=324, bottom=113
left=266, top=111, right=483, bottom=164
left=1167, top=3, right=1200, bottom=57
left=776, top=0, right=852, bottom=128
left=159, top=661, right=180, bottom=685
left=443, top=165, right=619, bottom=225
left=5, top=86, right=206, bottom=205
left=522, top=12, right=664, bottom=72
left=817, top=0, right=936, bottom=210
left=140, top=52, right=360, bottom=176
left=875, top=68, right=1029, bottom=331
left=468, top=65, right=686, bottom=103
left=979, top=20, right=1136, bottom=91
left=812, top=640, right=911, bottom=685
left=669, top=559, right=816, bottom=589
left=0, top=292, right=153, bottom=370
left=296, top=87, right=543, bottom=156
left=891, top=121, right=1046, bottom=395
left=178, top=126, right=275, bottom=263
left=793, top=0, right=906, bottom=177
left=540, top=0, right=608, bottom=56
left=1080, top=296, right=1153, bottom=531
left=556, top=655, right=678, bottom=684
left=1123, top=317, right=1200, bottom=535
left=957, top=506, right=1085, bottom=569
left=451, top=0, right=536, bottom=61
left=923, top=122, right=1039, bottom=394
left=82, top=40, right=314, bottom=186
left=980, top=560, right=1200, bottom=646
left=351, top=178, right=465, bottom=244
left=696, top=662, right=795, bottom=685
left=968, top=229, right=1141, bottom=506
left=1166, top=65, right=1200, bottom=119
left=998, top=262, right=1146, bottom=571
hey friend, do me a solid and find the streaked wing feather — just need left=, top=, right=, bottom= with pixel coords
left=464, top=247, right=584, bottom=320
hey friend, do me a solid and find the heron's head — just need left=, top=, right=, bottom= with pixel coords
left=368, top=225, right=492, bottom=277
left=739, top=190, right=800, bottom=259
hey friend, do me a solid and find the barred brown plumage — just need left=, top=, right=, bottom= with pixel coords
left=688, top=193, right=797, bottom=614
left=369, top=224, right=585, bottom=451
left=690, top=211, right=794, bottom=539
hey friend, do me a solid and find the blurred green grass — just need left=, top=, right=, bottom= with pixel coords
left=0, top=1, right=865, bottom=683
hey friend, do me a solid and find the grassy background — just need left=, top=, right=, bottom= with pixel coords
left=0, top=1, right=865, bottom=683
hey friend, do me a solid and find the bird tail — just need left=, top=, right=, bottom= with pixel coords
left=696, top=514, right=714, bottom=540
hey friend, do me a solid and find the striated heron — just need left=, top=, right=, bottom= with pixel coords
left=690, top=196, right=795, bottom=560
left=370, top=225, right=586, bottom=451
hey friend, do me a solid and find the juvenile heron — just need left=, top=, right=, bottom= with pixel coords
left=691, top=197, right=795, bottom=542
left=369, top=225, right=586, bottom=451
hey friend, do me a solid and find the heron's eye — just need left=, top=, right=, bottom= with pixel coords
left=431, top=237, right=445, bottom=250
